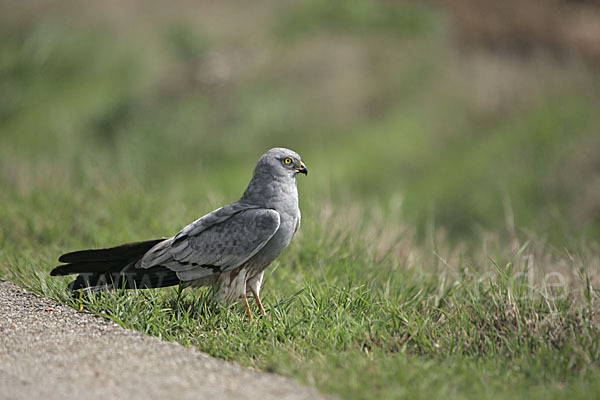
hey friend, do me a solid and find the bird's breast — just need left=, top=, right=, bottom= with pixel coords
left=247, top=207, right=299, bottom=269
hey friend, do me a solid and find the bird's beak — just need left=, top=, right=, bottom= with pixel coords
left=295, top=161, right=308, bottom=175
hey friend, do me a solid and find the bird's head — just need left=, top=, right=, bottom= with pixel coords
left=255, top=147, right=308, bottom=178
left=240, top=148, right=307, bottom=205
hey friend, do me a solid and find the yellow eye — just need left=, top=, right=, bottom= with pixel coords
left=284, top=157, right=292, bottom=165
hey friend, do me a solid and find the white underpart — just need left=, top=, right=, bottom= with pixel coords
left=214, top=268, right=248, bottom=304
left=246, top=270, right=264, bottom=298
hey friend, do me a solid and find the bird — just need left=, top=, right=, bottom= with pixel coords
left=50, top=147, right=307, bottom=318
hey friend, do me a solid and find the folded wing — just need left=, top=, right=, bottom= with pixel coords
left=139, top=205, right=281, bottom=282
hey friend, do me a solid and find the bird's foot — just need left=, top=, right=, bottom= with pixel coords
left=250, top=290, right=270, bottom=321
left=261, top=313, right=272, bottom=321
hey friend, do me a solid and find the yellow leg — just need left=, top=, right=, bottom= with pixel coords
left=241, top=293, right=252, bottom=320
left=250, top=288, right=270, bottom=320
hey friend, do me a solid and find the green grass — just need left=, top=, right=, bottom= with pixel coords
left=2, top=194, right=599, bottom=399
left=1, top=1, right=600, bottom=399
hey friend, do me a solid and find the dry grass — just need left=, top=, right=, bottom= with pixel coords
left=2, top=1, right=600, bottom=398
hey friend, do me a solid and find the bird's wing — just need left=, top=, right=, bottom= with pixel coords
left=139, top=203, right=280, bottom=281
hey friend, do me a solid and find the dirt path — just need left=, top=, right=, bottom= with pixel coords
left=0, top=281, right=325, bottom=400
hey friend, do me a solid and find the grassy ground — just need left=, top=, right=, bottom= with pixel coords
left=1, top=1, right=600, bottom=399
left=2, top=189, right=599, bottom=399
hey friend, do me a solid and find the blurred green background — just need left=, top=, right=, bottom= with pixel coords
left=2, top=0, right=600, bottom=246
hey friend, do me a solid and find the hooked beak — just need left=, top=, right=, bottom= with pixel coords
left=295, top=161, right=308, bottom=175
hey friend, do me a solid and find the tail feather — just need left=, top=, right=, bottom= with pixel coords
left=50, top=261, right=126, bottom=276
left=51, top=238, right=181, bottom=291
left=67, top=266, right=182, bottom=291
left=58, top=239, right=165, bottom=263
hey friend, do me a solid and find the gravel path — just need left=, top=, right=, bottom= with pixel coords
left=0, top=281, right=324, bottom=400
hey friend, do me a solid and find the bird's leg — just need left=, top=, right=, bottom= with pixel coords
left=241, top=293, right=252, bottom=320
left=250, top=288, right=270, bottom=320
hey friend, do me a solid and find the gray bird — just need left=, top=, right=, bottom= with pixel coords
left=51, top=148, right=307, bottom=318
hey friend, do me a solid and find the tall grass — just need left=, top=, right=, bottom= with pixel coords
left=2, top=179, right=599, bottom=399
left=1, top=1, right=600, bottom=398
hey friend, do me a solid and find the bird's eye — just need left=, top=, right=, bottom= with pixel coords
left=284, top=157, right=292, bottom=165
